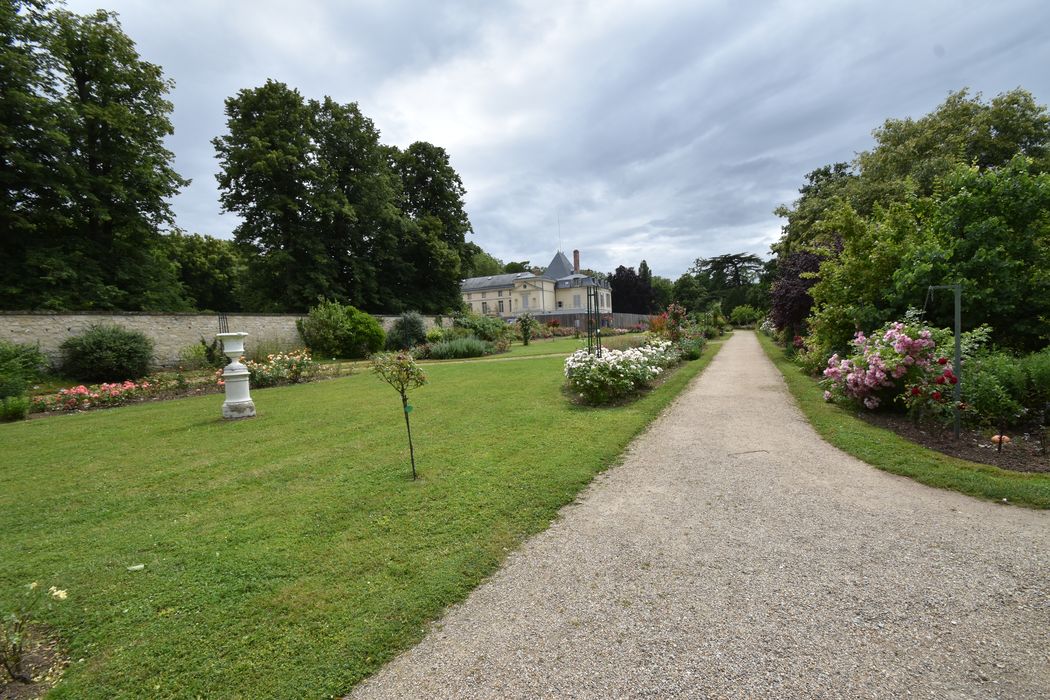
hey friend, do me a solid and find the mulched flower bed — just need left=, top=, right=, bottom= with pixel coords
left=857, top=410, right=1049, bottom=473
left=0, top=624, right=67, bottom=700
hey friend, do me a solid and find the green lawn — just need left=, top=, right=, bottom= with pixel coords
left=502, top=335, right=585, bottom=357
left=1, top=339, right=725, bottom=698
left=756, top=332, right=1050, bottom=509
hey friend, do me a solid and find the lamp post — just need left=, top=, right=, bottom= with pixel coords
left=216, top=332, right=256, bottom=419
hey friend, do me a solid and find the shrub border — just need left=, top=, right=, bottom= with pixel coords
left=756, top=331, right=1050, bottom=509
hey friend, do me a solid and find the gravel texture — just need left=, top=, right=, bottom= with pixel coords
left=350, top=331, right=1050, bottom=699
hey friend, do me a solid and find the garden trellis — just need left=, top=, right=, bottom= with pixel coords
left=586, top=286, right=603, bottom=357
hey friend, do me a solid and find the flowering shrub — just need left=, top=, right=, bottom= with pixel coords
left=822, top=318, right=952, bottom=411
left=648, top=313, right=668, bottom=336
left=216, top=350, right=316, bottom=388
left=564, top=340, right=680, bottom=404
left=31, top=379, right=153, bottom=413
left=665, top=303, right=687, bottom=341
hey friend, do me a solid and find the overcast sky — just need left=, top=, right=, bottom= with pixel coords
left=64, top=0, right=1050, bottom=279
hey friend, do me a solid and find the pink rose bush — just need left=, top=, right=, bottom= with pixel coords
left=31, top=379, right=152, bottom=413
left=822, top=319, right=956, bottom=412
left=565, top=340, right=680, bottom=404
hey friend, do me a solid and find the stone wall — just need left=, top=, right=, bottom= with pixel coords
left=0, top=312, right=446, bottom=368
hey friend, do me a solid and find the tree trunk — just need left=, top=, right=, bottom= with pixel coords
left=401, top=392, right=417, bottom=480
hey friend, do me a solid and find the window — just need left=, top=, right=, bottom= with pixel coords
left=498, top=290, right=503, bottom=297
left=498, top=300, right=504, bottom=312
left=557, top=300, right=563, bottom=308
left=522, top=296, right=529, bottom=309
left=573, top=294, right=581, bottom=308
left=482, top=302, right=489, bottom=314
left=481, top=292, right=486, bottom=299
left=467, top=293, right=472, bottom=300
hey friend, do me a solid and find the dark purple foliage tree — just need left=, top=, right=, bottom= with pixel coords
left=770, top=250, right=825, bottom=337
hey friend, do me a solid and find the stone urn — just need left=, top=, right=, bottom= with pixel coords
left=216, top=332, right=256, bottom=419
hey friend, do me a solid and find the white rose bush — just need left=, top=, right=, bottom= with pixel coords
left=564, top=340, right=681, bottom=404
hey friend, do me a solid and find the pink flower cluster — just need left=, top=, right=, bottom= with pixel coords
left=881, top=322, right=935, bottom=363
left=822, top=321, right=939, bottom=410
left=32, top=379, right=152, bottom=413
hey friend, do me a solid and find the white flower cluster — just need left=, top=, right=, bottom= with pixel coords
left=563, top=341, right=681, bottom=404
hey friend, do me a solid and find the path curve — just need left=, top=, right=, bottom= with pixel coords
left=351, top=331, right=1050, bottom=699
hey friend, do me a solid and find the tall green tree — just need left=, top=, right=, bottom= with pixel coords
left=690, top=252, right=765, bottom=316
left=1, top=4, right=189, bottom=310
left=774, top=88, right=1050, bottom=255
left=50, top=9, right=188, bottom=310
left=774, top=87, right=1050, bottom=355
left=163, top=232, right=246, bottom=311
left=215, top=83, right=472, bottom=313
left=671, top=273, right=708, bottom=312
left=214, top=80, right=329, bottom=311
left=608, top=265, right=653, bottom=314
left=313, top=97, right=408, bottom=311
left=772, top=163, right=855, bottom=254
left=896, top=158, right=1050, bottom=351
left=0, top=0, right=64, bottom=264
left=460, top=243, right=503, bottom=277
left=650, top=275, right=673, bottom=311
left=808, top=158, right=1050, bottom=354
left=392, top=141, right=472, bottom=254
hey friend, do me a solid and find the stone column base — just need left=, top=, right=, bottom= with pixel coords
left=222, top=399, right=256, bottom=419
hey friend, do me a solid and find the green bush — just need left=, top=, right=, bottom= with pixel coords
left=177, top=342, right=211, bottom=370
left=60, top=324, right=154, bottom=382
left=678, top=336, right=707, bottom=360
left=386, top=312, right=428, bottom=350
left=1, top=395, right=30, bottom=422
left=0, top=340, right=47, bottom=380
left=452, top=313, right=508, bottom=343
left=730, top=304, right=763, bottom=326
left=963, top=352, right=1026, bottom=429
left=296, top=300, right=385, bottom=359
left=0, top=364, right=28, bottom=399
left=1021, top=348, right=1050, bottom=404
left=427, top=336, right=491, bottom=359
left=204, top=337, right=229, bottom=367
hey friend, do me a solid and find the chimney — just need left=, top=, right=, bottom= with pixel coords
left=573, top=249, right=580, bottom=274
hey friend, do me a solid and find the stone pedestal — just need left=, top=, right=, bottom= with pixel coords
left=216, top=332, right=256, bottom=419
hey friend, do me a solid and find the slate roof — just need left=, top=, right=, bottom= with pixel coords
left=555, top=273, right=598, bottom=289
left=543, top=250, right=575, bottom=280
left=460, top=272, right=535, bottom=292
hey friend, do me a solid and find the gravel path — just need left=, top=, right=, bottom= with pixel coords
left=351, top=331, right=1050, bottom=699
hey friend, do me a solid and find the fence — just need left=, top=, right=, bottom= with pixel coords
left=528, top=311, right=652, bottom=329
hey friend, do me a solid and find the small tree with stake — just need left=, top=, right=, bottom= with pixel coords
left=371, top=352, right=428, bottom=479
left=517, top=312, right=539, bottom=346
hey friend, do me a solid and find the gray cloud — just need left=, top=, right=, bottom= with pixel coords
left=65, top=0, right=1050, bottom=279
